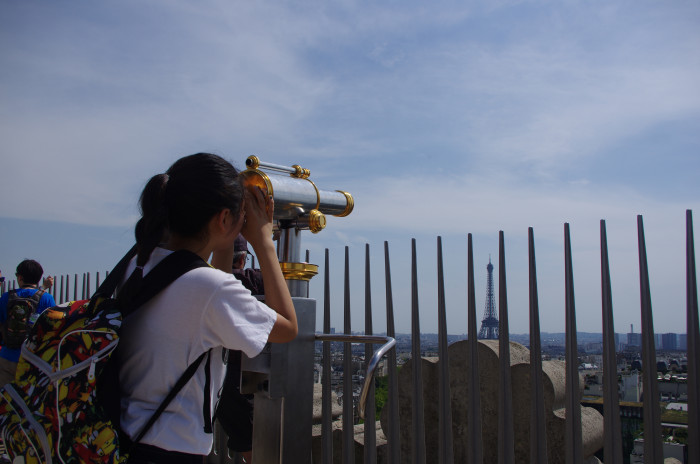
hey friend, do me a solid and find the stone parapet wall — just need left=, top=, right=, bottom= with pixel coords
left=380, top=340, right=604, bottom=463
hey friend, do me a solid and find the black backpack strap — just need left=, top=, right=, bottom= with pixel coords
left=131, top=349, right=212, bottom=445
left=125, top=250, right=209, bottom=317
left=30, top=287, right=45, bottom=304
left=95, top=245, right=138, bottom=299
left=203, top=350, right=213, bottom=433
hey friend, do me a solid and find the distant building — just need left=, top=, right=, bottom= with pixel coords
left=630, top=359, right=643, bottom=372
left=678, top=333, right=687, bottom=350
left=626, top=324, right=641, bottom=348
left=627, top=332, right=642, bottom=348
left=662, top=333, right=677, bottom=351
left=655, top=333, right=663, bottom=348
left=620, top=372, right=641, bottom=402
left=583, top=342, right=603, bottom=353
left=657, top=360, right=668, bottom=373
left=630, top=438, right=687, bottom=463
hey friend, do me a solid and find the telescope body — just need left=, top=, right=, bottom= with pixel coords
left=240, top=156, right=353, bottom=295
left=240, top=156, right=353, bottom=225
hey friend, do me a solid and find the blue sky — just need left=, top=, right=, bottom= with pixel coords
left=1, top=0, right=698, bottom=335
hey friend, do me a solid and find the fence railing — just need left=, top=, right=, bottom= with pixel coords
left=5, top=210, right=696, bottom=463
left=314, top=210, right=697, bottom=464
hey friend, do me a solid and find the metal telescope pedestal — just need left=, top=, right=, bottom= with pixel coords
left=243, top=297, right=316, bottom=464
left=240, top=226, right=318, bottom=464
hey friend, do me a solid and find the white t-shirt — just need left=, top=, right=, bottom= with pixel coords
left=117, top=247, right=277, bottom=454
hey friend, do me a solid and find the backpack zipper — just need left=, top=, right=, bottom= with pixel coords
left=20, top=330, right=119, bottom=382
left=2, top=383, right=53, bottom=464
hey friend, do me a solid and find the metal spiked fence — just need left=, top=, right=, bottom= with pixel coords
left=315, top=210, right=697, bottom=464
left=4, top=210, right=696, bottom=463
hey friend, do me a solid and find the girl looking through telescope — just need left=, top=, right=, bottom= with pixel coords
left=117, top=152, right=297, bottom=464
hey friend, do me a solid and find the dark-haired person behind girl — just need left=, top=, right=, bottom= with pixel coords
left=117, top=153, right=297, bottom=464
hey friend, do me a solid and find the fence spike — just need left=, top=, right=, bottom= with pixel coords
left=564, top=223, right=583, bottom=464
left=467, top=234, right=483, bottom=464
left=384, top=241, right=401, bottom=464
left=411, top=238, right=427, bottom=464
left=687, top=210, right=700, bottom=464
left=364, top=243, right=377, bottom=464
left=322, top=248, right=333, bottom=464
left=528, top=228, right=548, bottom=464
left=342, top=246, right=354, bottom=464
left=437, top=237, right=455, bottom=463
left=600, top=221, right=623, bottom=464
left=637, top=215, right=663, bottom=462
left=637, top=215, right=663, bottom=463
left=498, top=231, right=515, bottom=464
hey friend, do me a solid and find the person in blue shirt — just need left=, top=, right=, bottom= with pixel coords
left=0, top=259, right=55, bottom=386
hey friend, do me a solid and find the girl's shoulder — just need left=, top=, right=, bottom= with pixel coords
left=181, top=264, right=233, bottom=282
left=175, top=265, right=244, bottom=296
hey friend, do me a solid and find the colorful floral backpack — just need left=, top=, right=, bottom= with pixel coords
left=0, top=249, right=209, bottom=464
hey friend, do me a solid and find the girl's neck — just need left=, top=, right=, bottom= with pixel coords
left=163, top=235, right=212, bottom=262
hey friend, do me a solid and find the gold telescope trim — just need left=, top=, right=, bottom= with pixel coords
left=335, top=190, right=354, bottom=217
left=306, top=178, right=321, bottom=210
left=280, top=262, right=319, bottom=281
left=309, top=209, right=326, bottom=233
left=240, top=169, right=273, bottom=197
left=246, top=155, right=260, bottom=170
left=292, top=164, right=311, bottom=179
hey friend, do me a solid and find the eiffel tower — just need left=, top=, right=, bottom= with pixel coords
left=478, top=257, right=499, bottom=339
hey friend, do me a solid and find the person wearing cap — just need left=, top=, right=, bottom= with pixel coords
left=231, top=235, right=264, bottom=296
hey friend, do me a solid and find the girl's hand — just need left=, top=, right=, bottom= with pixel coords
left=240, top=186, right=296, bottom=343
left=241, top=186, right=274, bottom=249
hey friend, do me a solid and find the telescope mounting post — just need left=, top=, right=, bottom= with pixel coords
left=232, top=156, right=353, bottom=464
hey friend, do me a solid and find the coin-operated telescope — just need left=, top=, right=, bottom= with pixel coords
left=240, top=155, right=354, bottom=297
left=233, top=156, right=353, bottom=464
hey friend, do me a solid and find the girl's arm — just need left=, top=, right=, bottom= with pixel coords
left=242, top=187, right=297, bottom=343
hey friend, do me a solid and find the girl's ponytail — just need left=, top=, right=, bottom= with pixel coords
left=135, top=173, right=170, bottom=267
left=119, top=173, right=169, bottom=307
